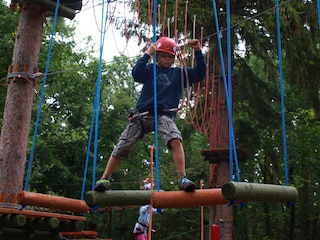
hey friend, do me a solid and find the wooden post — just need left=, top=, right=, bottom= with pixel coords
left=0, top=3, right=46, bottom=204
left=202, top=148, right=246, bottom=240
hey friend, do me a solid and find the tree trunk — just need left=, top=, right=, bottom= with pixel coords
left=210, top=74, right=233, bottom=240
left=0, top=3, right=45, bottom=204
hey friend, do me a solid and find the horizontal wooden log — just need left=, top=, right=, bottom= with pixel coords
left=27, top=217, right=59, bottom=231
left=57, top=220, right=85, bottom=232
left=0, top=214, right=26, bottom=228
left=0, top=207, right=86, bottom=222
left=25, top=0, right=76, bottom=19
left=60, top=230, right=98, bottom=237
left=85, top=190, right=154, bottom=207
left=222, top=181, right=298, bottom=202
left=151, top=189, right=228, bottom=208
left=0, top=228, right=63, bottom=240
left=17, top=191, right=89, bottom=213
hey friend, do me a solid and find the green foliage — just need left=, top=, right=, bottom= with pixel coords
left=1, top=0, right=320, bottom=239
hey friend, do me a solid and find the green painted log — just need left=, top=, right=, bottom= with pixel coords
left=85, top=190, right=155, bottom=207
left=25, top=0, right=76, bottom=19
left=56, top=220, right=85, bottom=232
left=0, top=214, right=26, bottom=227
left=26, top=217, right=59, bottom=231
left=222, top=181, right=298, bottom=202
left=0, top=228, right=63, bottom=240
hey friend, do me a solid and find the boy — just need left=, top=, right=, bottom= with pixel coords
left=95, top=37, right=206, bottom=192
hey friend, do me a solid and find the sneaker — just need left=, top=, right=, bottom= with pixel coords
left=179, top=178, right=196, bottom=192
left=94, top=179, right=110, bottom=192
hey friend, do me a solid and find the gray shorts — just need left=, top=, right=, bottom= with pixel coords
left=111, top=115, right=182, bottom=158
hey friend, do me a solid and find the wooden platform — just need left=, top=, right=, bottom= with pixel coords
left=0, top=207, right=86, bottom=221
left=0, top=206, right=87, bottom=235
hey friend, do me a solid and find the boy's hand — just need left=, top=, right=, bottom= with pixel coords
left=146, top=43, right=157, bottom=56
left=188, top=39, right=201, bottom=51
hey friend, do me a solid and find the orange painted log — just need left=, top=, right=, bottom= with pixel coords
left=150, top=189, right=228, bottom=208
left=17, top=191, right=89, bottom=213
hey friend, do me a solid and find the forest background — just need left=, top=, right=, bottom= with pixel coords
left=0, top=0, right=319, bottom=240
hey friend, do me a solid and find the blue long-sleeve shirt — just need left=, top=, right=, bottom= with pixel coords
left=132, top=50, right=206, bottom=118
left=137, top=205, right=159, bottom=226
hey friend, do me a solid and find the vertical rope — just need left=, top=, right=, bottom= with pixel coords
left=152, top=0, right=161, bottom=193
left=275, top=0, right=289, bottom=186
left=82, top=0, right=110, bottom=194
left=226, top=0, right=234, bottom=181
left=174, top=0, right=178, bottom=40
left=147, top=146, right=155, bottom=240
left=147, top=205, right=154, bottom=240
left=211, top=0, right=240, bottom=181
left=161, top=0, right=167, bottom=36
left=92, top=0, right=109, bottom=189
left=24, top=0, right=60, bottom=191
left=81, top=98, right=96, bottom=199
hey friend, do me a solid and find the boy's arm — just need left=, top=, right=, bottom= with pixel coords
left=187, top=50, right=207, bottom=84
left=184, top=39, right=207, bottom=84
left=132, top=54, right=151, bottom=83
left=132, top=43, right=157, bottom=83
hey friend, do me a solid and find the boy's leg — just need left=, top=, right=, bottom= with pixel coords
left=159, top=115, right=196, bottom=191
left=95, top=120, right=143, bottom=191
left=170, top=138, right=196, bottom=192
left=170, top=138, right=186, bottom=180
left=101, top=156, right=121, bottom=180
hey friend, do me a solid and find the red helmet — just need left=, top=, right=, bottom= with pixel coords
left=156, top=37, right=177, bottom=56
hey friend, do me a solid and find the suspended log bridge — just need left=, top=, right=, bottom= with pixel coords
left=86, top=182, right=298, bottom=209
left=85, top=189, right=230, bottom=208
left=222, top=181, right=298, bottom=202
left=17, top=191, right=89, bottom=213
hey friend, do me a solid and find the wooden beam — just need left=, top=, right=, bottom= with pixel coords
left=60, top=230, right=98, bottom=237
left=85, top=190, right=154, bottom=207
left=25, top=0, right=77, bottom=19
left=17, top=191, right=89, bottom=213
left=57, top=220, right=85, bottom=232
left=0, top=228, right=63, bottom=240
left=0, top=208, right=86, bottom=222
left=0, top=214, right=26, bottom=228
left=26, top=217, right=59, bottom=231
left=222, top=181, right=298, bottom=202
left=150, top=189, right=228, bottom=208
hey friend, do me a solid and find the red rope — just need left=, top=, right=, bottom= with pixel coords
left=158, top=4, right=161, bottom=27
left=174, top=0, right=178, bottom=41
left=161, top=0, right=167, bottom=37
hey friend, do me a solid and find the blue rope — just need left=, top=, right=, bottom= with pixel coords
left=275, top=0, right=289, bottom=186
left=81, top=104, right=95, bottom=198
left=82, top=1, right=110, bottom=197
left=24, top=0, right=60, bottom=191
left=152, top=0, right=161, bottom=192
left=93, top=1, right=109, bottom=190
left=226, top=0, right=234, bottom=181
left=211, top=0, right=240, bottom=182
